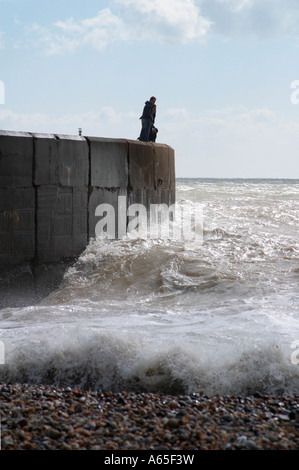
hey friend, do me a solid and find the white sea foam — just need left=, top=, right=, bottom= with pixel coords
left=0, top=179, right=299, bottom=395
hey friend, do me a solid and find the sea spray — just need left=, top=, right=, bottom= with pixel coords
left=0, top=179, right=298, bottom=395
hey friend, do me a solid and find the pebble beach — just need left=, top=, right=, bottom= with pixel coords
left=1, top=180, right=299, bottom=455
left=1, top=382, right=299, bottom=451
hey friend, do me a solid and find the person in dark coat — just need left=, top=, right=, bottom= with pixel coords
left=138, top=96, right=156, bottom=142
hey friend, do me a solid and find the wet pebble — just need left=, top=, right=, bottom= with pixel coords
left=0, top=382, right=298, bottom=450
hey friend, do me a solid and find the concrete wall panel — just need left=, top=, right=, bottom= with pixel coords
left=0, top=186, right=35, bottom=264
left=154, top=144, right=171, bottom=189
left=0, top=187, right=12, bottom=211
left=56, top=134, right=89, bottom=187
left=36, top=187, right=80, bottom=262
left=36, top=186, right=59, bottom=262
left=127, top=140, right=155, bottom=189
left=33, top=133, right=59, bottom=186
left=0, top=131, right=33, bottom=187
left=88, top=137, right=128, bottom=188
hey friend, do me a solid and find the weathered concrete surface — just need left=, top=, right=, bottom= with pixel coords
left=36, top=186, right=88, bottom=262
left=33, top=133, right=59, bottom=186
left=88, top=137, right=128, bottom=188
left=0, top=131, right=35, bottom=264
left=33, top=133, right=89, bottom=262
left=128, top=140, right=159, bottom=191
left=0, top=131, right=33, bottom=187
left=0, top=131, right=175, bottom=267
left=56, top=134, right=89, bottom=187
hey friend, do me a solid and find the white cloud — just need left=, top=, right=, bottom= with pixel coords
left=0, top=107, right=137, bottom=139
left=236, top=108, right=277, bottom=123
left=6, top=0, right=299, bottom=55
left=1, top=104, right=298, bottom=177
left=214, top=0, right=252, bottom=12
left=26, top=8, right=126, bottom=55
left=160, top=105, right=299, bottom=177
left=163, top=108, right=190, bottom=119
left=199, top=0, right=299, bottom=39
left=114, top=0, right=211, bottom=43
left=25, top=0, right=211, bottom=55
left=18, top=0, right=299, bottom=55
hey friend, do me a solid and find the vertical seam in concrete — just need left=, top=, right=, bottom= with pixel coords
left=153, top=144, right=157, bottom=192
left=86, top=136, right=91, bottom=242
left=126, top=140, right=131, bottom=191
left=30, top=132, right=38, bottom=264
left=126, top=140, right=132, bottom=219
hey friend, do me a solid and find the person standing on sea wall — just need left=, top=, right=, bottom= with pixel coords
left=138, top=96, right=156, bottom=142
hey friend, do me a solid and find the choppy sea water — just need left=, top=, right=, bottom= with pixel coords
left=0, top=178, right=299, bottom=396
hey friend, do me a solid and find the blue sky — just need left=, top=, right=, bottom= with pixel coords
left=0, top=0, right=299, bottom=178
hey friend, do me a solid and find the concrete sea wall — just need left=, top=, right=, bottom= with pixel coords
left=0, top=130, right=175, bottom=267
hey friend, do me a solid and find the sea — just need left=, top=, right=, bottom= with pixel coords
left=0, top=178, right=299, bottom=397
